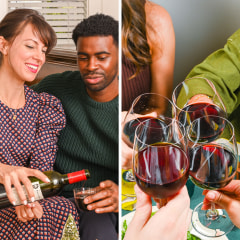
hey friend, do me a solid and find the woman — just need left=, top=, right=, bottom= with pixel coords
left=122, top=0, right=175, bottom=111
left=121, top=0, right=175, bottom=168
left=0, top=9, right=79, bottom=239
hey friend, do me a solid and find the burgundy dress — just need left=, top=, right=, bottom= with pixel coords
left=0, top=85, right=79, bottom=239
left=122, top=54, right=151, bottom=111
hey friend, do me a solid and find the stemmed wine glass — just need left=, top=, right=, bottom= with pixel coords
left=187, top=115, right=238, bottom=237
left=133, top=117, right=189, bottom=207
left=172, top=77, right=227, bottom=128
left=122, top=93, right=174, bottom=199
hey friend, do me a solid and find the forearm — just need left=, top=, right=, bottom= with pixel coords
left=186, top=29, right=240, bottom=114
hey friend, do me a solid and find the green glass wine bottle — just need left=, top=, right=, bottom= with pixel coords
left=0, top=169, right=90, bottom=209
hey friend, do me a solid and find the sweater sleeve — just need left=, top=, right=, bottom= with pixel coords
left=185, top=29, right=240, bottom=115
left=29, top=92, right=66, bottom=171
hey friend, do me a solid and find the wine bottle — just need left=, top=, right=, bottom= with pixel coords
left=0, top=169, right=90, bottom=209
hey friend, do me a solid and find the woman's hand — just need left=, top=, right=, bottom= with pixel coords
left=0, top=163, right=50, bottom=206
left=84, top=180, right=118, bottom=213
left=15, top=201, right=43, bottom=222
left=124, top=185, right=191, bottom=240
left=202, top=180, right=240, bottom=228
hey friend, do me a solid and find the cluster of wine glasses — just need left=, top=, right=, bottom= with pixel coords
left=122, top=78, right=238, bottom=238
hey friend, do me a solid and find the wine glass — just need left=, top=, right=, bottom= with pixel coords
left=172, top=77, right=227, bottom=129
left=122, top=93, right=174, bottom=199
left=133, top=117, right=189, bottom=207
left=188, top=115, right=238, bottom=237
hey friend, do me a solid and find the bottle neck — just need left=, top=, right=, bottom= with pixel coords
left=66, top=170, right=90, bottom=184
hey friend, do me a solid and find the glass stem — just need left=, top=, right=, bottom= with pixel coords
left=158, top=198, right=168, bottom=208
left=206, top=203, right=219, bottom=220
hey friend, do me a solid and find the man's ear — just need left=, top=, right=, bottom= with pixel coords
left=0, top=36, right=8, bottom=55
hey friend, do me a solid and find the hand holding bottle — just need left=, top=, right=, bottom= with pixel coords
left=0, top=163, right=50, bottom=206
left=0, top=166, right=90, bottom=209
left=83, top=180, right=118, bottom=213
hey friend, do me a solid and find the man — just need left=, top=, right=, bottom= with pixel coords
left=33, top=13, right=118, bottom=240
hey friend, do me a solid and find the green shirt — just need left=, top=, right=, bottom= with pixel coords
left=184, top=28, right=240, bottom=141
left=33, top=71, right=118, bottom=198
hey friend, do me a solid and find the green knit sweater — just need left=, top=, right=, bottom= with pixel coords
left=33, top=71, right=118, bottom=198
left=183, top=28, right=240, bottom=141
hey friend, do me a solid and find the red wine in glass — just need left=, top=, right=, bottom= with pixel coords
left=123, top=117, right=167, bottom=145
left=134, top=143, right=189, bottom=199
left=75, top=195, right=89, bottom=211
left=189, top=144, right=237, bottom=190
left=178, top=102, right=226, bottom=142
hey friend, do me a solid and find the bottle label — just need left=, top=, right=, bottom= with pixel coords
left=12, top=181, right=44, bottom=205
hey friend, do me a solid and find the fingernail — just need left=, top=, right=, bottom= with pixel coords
left=207, top=192, right=216, bottom=200
left=23, top=200, right=27, bottom=205
left=31, top=197, right=35, bottom=202
left=12, top=201, right=16, bottom=206
left=46, top=178, right=50, bottom=183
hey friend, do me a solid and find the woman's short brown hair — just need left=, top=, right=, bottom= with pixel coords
left=0, top=8, right=56, bottom=65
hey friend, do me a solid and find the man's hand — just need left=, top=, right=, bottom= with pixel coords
left=84, top=180, right=118, bottom=213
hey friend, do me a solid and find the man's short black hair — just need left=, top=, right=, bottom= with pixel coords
left=72, top=13, right=118, bottom=47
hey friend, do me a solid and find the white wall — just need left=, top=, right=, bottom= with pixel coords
left=88, top=0, right=119, bottom=20
left=0, top=0, right=7, bottom=21
left=151, top=0, right=240, bottom=88
left=0, top=0, right=119, bottom=21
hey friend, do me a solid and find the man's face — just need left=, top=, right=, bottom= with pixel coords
left=77, top=35, right=118, bottom=101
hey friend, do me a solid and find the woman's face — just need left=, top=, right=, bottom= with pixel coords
left=4, top=23, right=47, bottom=83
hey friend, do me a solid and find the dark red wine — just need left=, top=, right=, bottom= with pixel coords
left=74, top=188, right=97, bottom=211
left=178, top=103, right=226, bottom=142
left=75, top=196, right=89, bottom=211
left=134, top=143, right=189, bottom=199
left=123, top=117, right=154, bottom=145
left=189, top=144, right=237, bottom=189
left=123, top=117, right=167, bottom=145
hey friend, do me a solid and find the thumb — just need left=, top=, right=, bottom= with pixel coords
left=127, top=185, right=152, bottom=231
left=206, top=190, right=232, bottom=209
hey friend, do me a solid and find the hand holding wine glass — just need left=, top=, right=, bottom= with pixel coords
left=188, top=115, right=238, bottom=237
left=124, top=184, right=191, bottom=240
left=172, top=77, right=227, bottom=128
left=202, top=180, right=240, bottom=229
left=121, top=93, right=174, bottom=202
left=133, top=117, right=189, bottom=207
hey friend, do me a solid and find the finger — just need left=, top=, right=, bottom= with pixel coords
left=20, top=177, right=36, bottom=204
left=26, top=169, right=50, bottom=183
left=205, top=190, right=232, bottom=210
left=10, top=176, right=28, bottom=205
left=31, top=203, right=43, bottom=219
left=3, top=176, right=17, bottom=206
left=163, top=186, right=190, bottom=214
left=99, top=180, right=113, bottom=189
left=84, top=188, right=112, bottom=204
left=95, top=205, right=117, bottom=213
left=15, top=206, right=28, bottom=222
left=219, top=180, right=240, bottom=196
left=88, top=196, right=116, bottom=211
left=127, top=185, right=152, bottom=232
left=121, top=140, right=133, bottom=168
left=24, top=206, right=34, bottom=219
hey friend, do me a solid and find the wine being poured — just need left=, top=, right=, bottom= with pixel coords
left=0, top=169, right=90, bottom=209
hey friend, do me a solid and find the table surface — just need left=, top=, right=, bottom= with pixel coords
left=122, top=180, right=240, bottom=240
